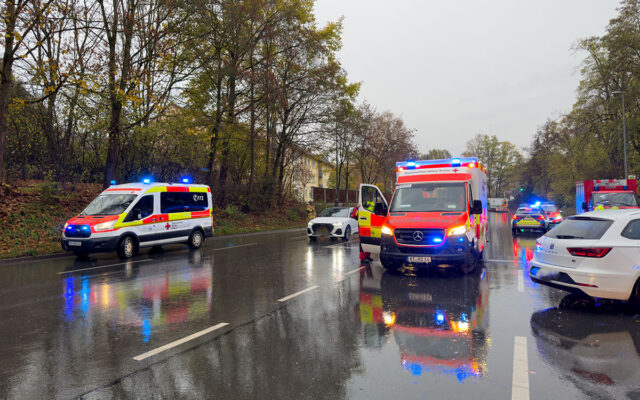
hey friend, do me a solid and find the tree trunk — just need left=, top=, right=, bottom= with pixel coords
left=0, top=0, right=16, bottom=183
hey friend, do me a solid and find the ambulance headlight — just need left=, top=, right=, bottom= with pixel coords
left=381, top=224, right=394, bottom=236
left=94, top=220, right=116, bottom=232
left=447, top=225, right=467, bottom=236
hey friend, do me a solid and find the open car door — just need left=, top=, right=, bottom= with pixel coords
left=358, top=184, right=388, bottom=255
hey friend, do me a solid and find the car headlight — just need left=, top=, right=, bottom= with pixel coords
left=63, top=222, right=69, bottom=230
left=334, top=222, right=343, bottom=227
left=448, top=225, right=467, bottom=236
left=94, top=220, right=116, bottom=232
left=381, top=224, right=394, bottom=236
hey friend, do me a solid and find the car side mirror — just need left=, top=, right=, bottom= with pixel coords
left=471, top=200, right=483, bottom=214
left=373, top=202, right=387, bottom=216
left=582, top=202, right=588, bottom=211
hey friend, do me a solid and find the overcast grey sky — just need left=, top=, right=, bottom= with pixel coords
left=313, top=0, right=620, bottom=156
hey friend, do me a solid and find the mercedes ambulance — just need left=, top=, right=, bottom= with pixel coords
left=358, top=157, right=488, bottom=273
left=61, top=181, right=213, bottom=258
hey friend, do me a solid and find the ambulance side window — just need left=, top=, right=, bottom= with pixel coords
left=124, top=195, right=154, bottom=222
left=468, top=185, right=474, bottom=212
left=362, top=186, right=378, bottom=212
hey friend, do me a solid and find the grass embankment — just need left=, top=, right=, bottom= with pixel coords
left=0, top=180, right=306, bottom=259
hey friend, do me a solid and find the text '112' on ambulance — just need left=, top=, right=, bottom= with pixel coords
left=357, top=157, right=488, bottom=274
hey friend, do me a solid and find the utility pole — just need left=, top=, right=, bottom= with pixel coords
left=613, top=90, right=628, bottom=179
left=335, top=120, right=339, bottom=206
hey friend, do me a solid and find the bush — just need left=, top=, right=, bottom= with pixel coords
left=224, top=204, right=244, bottom=219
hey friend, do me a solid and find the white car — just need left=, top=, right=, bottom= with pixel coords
left=307, top=207, right=358, bottom=241
left=530, top=209, right=640, bottom=304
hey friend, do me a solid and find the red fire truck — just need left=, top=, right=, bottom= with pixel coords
left=576, top=179, right=638, bottom=214
left=358, top=157, right=488, bottom=274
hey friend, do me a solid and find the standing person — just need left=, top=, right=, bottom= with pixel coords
left=352, top=204, right=371, bottom=262
left=306, top=201, right=317, bottom=222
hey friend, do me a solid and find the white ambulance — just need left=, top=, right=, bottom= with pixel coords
left=61, top=182, right=213, bottom=258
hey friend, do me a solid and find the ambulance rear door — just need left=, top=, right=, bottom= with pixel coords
left=358, top=184, right=388, bottom=254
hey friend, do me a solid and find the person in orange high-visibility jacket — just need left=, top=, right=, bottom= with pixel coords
left=351, top=205, right=371, bottom=261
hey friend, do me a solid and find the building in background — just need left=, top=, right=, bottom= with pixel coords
left=291, top=152, right=333, bottom=201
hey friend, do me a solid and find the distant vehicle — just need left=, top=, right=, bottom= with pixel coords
left=358, top=157, right=488, bottom=274
left=488, top=197, right=508, bottom=212
left=61, top=181, right=213, bottom=258
left=530, top=209, right=640, bottom=305
left=540, top=202, right=562, bottom=229
left=576, top=179, right=638, bottom=214
left=511, top=206, right=547, bottom=235
left=307, top=207, right=358, bottom=241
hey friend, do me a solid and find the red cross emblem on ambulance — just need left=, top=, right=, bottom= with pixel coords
left=165, top=222, right=171, bottom=230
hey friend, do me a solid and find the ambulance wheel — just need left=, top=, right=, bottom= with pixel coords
left=73, top=251, right=89, bottom=258
left=459, top=252, right=477, bottom=275
left=511, top=228, right=518, bottom=236
left=117, top=236, right=138, bottom=259
left=188, top=229, right=204, bottom=249
left=381, top=260, right=401, bottom=273
left=343, top=226, right=351, bottom=241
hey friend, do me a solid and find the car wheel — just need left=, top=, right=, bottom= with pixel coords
left=630, top=279, right=640, bottom=308
left=343, top=226, right=351, bottom=241
left=117, top=236, right=137, bottom=259
left=188, top=229, right=204, bottom=249
left=512, top=228, right=518, bottom=236
left=559, top=293, right=595, bottom=310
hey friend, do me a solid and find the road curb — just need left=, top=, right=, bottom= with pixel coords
left=0, top=227, right=307, bottom=265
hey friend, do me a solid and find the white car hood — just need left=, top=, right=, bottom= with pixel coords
left=309, top=217, right=352, bottom=225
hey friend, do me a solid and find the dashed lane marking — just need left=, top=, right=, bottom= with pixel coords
left=58, top=259, right=152, bottom=275
left=277, top=286, right=319, bottom=302
left=212, top=243, right=257, bottom=251
left=517, top=270, right=525, bottom=292
left=512, top=336, right=530, bottom=400
left=334, top=266, right=365, bottom=284
left=133, top=323, right=229, bottom=361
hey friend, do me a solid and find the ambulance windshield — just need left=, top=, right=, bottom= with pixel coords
left=81, top=194, right=138, bottom=216
left=592, top=192, right=638, bottom=207
left=390, top=182, right=467, bottom=213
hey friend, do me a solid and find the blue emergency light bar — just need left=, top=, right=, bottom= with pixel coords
left=181, top=177, right=191, bottom=184
left=110, top=180, right=116, bottom=185
left=396, top=157, right=479, bottom=170
left=142, top=178, right=151, bottom=184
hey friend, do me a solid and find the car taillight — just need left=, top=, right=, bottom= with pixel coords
left=537, top=215, right=545, bottom=220
left=567, top=248, right=612, bottom=258
left=512, top=215, right=518, bottom=220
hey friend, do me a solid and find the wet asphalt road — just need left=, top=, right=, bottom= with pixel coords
left=2, top=215, right=640, bottom=399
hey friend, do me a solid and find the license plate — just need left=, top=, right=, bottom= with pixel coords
left=408, top=256, right=431, bottom=263
left=517, top=217, right=540, bottom=226
left=68, top=241, right=82, bottom=247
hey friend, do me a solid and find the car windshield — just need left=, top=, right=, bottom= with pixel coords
left=592, top=192, right=638, bottom=207
left=546, top=217, right=613, bottom=239
left=541, top=205, right=558, bottom=213
left=318, top=207, right=350, bottom=218
left=390, top=182, right=466, bottom=212
left=81, top=194, right=138, bottom=216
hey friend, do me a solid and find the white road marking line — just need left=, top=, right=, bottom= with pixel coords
left=277, top=285, right=319, bottom=302
left=58, top=259, right=152, bottom=275
left=133, top=323, right=229, bottom=361
left=212, top=242, right=257, bottom=251
left=324, top=242, right=358, bottom=248
left=484, top=259, right=524, bottom=264
left=334, top=267, right=364, bottom=284
left=517, top=270, right=525, bottom=292
left=512, top=336, right=530, bottom=400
